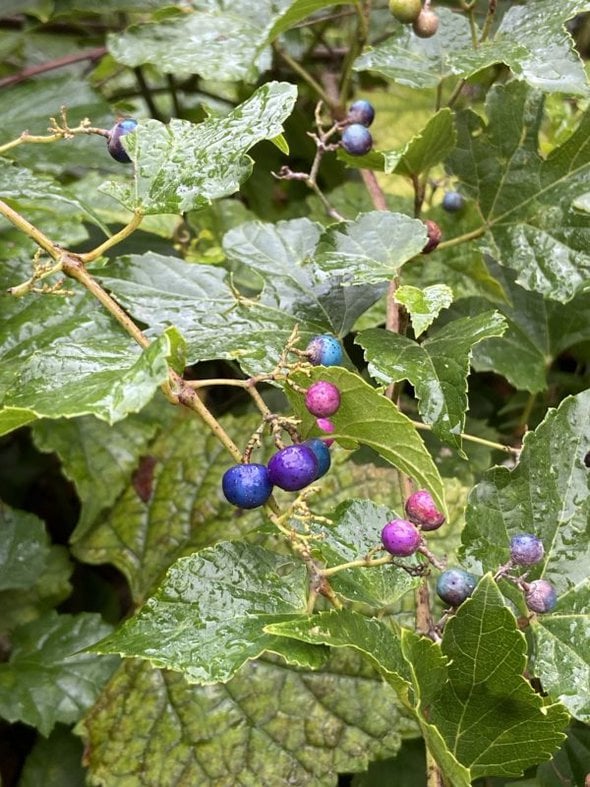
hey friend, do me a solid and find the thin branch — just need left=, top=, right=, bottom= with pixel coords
left=79, top=212, right=144, bottom=262
left=0, top=200, right=61, bottom=260
left=272, top=42, right=334, bottom=108
left=133, top=66, right=163, bottom=120
left=0, top=47, right=107, bottom=89
left=410, top=419, right=520, bottom=456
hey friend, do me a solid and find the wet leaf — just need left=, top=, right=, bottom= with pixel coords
left=0, top=503, right=50, bottom=592
left=394, top=284, right=454, bottom=338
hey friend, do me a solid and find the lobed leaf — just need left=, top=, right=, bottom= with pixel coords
left=394, top=284, right=454, bottom=338
left=0, top=503, right=50, bottom=592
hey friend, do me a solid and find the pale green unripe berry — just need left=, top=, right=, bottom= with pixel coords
left=389, top=0, right=422, bottom=24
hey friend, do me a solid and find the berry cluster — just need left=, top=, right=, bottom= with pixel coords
left=341, top=99, right=374, bottom=157
left=221, top=334, right=343, bottom=510
left=388, top=0, right=439, bottom=38
left=498, top=533, right=557, bottom=614
left=381, top=489, right=446, bottom=559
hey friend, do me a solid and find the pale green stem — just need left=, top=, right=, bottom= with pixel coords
left=411, top=420, right=520, bottom=456
left=79, top=212, right=144, bottom=262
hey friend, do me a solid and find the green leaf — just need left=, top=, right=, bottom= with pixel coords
left=91, top=542, right=326, bottom=683
left=309, top=500, right=421, bottom=607
left=0, top=611, right=119, bottom=736
left=19, top=725, right=86, bottom=787
left=0, top=503, right=50, bottom=591
left=383, top=109, right=457, bottom=177
left=449, top=81, right=590, bottom=303
left=71, top=412, right=264, bottom=603
left=268, top=0, right=344, bottom=40
left=315, top=211, right=427, bottom=285
left=99, top=82, right=297, bottom=214
left=355, top=3, right=590, bottom=96
left=404, top=578, right=569, bottom=780
left=394, top=284, right=454, bottom=338
left=357, top=312, right=507, bottom=451
left=288, top=367, right=447, bottom=517
left=536, top=721, right=590, bottom=786
left=80, top=651, right=416, bottom=787
left=98, top=219, right=385, bottom=374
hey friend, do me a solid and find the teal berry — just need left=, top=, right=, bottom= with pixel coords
left=107, top=118, right=138, bottom=163
left=267, top=444, right=319, bottom=492
left=305, top=438, right=331, bottom=479
left=306, top=335, right=343, bottom=367
left=341, top=123, right=373, bottom=156
left=222, top=463, right=273, bottom=509
left=442, top=191, right=464, bottom=212
left=525, top=579, right=557, bottom=613
left=436, top=568, right=477, bottom=606
left=510, top=534, right=544, bottom=566
left=347, top=99, right=375, bottom=127
left=381, top=519, right=422, bottom=557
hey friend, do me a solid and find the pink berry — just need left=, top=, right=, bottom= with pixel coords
left=381, top=519, right=422, bottom=557
left=405, top=490, right=445, bottom=531
left=316, top=417, right=335, bottom=446
left=305, top=381, right=341, bottom=418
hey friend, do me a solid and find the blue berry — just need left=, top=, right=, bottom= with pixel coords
left=305, top=438, right=331, bottom=479
left=525, top=579, right=557, bottom=613
left=442, top=191, right=464, bottom=212
left=267, top=445, right=319, bottom=492
left=222, top=463, right=273, bottom=509
left=341, top=124, right=373, bottom=156
left=436, top=568, right=477, bottom=607
left=107, top=118, right=138, bottom=163
left=510, top=534, right=544, bottom=566
left=381, top=519, right=422, bottom=557
left=306, top=335, right=343, bottom=367
left=347, top=99, right=375, bottom=128
left=405, top=490, right=445, bottom=531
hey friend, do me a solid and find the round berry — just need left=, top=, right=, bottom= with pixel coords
left=510, top=534, right=545, bottom=567
left=305, top=438, right=331, bottom=479
left=347, top=99, right=375, bottom=128
left=107, top=118, right=138, bottom=163
left=305, top=381, right=341, bottom=418
left=267, top=444, right=319, bottom=492
left=222, top=463, right=273, bottom=509
left=422, top=219, right=442, bottom=253
left=316, top=417, right=335, bottom=446
left=405, top=490, right=445, bottom=531
left=525, top=579, right=557, bottom=613
left=306, top=335, right=343, bottom=367
left=412, top=8, right=439, bottom=38
left=389, top=0, right=422, bottom=24
left=381, top=519, right=422, bottom=557
left=341, top=123, right=373, bottom=156
left=436, top=568, right=477, bottom=607
left=442, top=191, right=464, bottom=212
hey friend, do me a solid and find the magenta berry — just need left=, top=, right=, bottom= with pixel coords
left=525, top=579, right=557, bottom=613
left=422, top=220, right=442, bottom=253
left=405, top=490, right=445, bottom=531
left=305, top=381, right=341, bottom=418
left=267, top=444, right=319, bottom=492
left=381, top=518, right=422, bottom=557
left=316, top=417, right=335, bottom=446
left=222, top=464, right=273, bottom=509
left=510, top=534, right=544, bottom=566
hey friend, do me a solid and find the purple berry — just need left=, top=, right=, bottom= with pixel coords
left=381, top=519, right=422, bottom=557
left=107, top=118, right=138, bottom=163
left=305, top=438, right=331, bottom=479
left=525, top=579, right=557, bottom=613
left=222, top=463, right=273, bottom=509
left=267, top=444, right=319, bottom=492
left=436, top=568, right=477, bottom=607
left=316, top=417, right=335, bottom=446
left=306, top=335, right=343, bottom=366
left=347, top=99, right=375, bottom=128
left=422, top=219, right=442, bottom=253
left=510, top=534, right=544, bottom=566
left=405, top=490, right=445, bottom=531
left=442, top=191, right=464, bottom=212
left=305, top=381, right=341, bottom=418
left=341, top=123, right=373, bottom=156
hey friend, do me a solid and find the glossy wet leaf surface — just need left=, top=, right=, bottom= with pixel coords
left=0, top=503, right=50, bottom=591
left=394, top=284, right=454, bottom=338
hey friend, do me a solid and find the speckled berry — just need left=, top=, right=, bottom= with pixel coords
left=347, top=99, right=375, bottom=127
left=341, top=123, right=373, bottom=156
left=306, top=335, right=343, bottom=367
left=107, top=118, right=138, bottom=163
left=316, top=417, right=335, bottom=446
left=389, top=0, right=422, bottom=24
left=305, top=438, right=331, bottom=479
left=381, top=519, right=422, bottom=557
left=405, top=490, right=445, bottom=531
left=267, top=444, right=319, bottom=492
left=436, top=568, right=477, bottom=607
left=422, top=219, right=442, bottom=253
left=412, top=8, right=439, bottom=37
left=305, top=381, right=341, bottom=418
left=442, top=191, right=464, bottom=212
left=510, top=534, right=545, bottom=566
left=222, top=463, right=273, bottom=509
left=525, top=579, right=557, bottom=613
